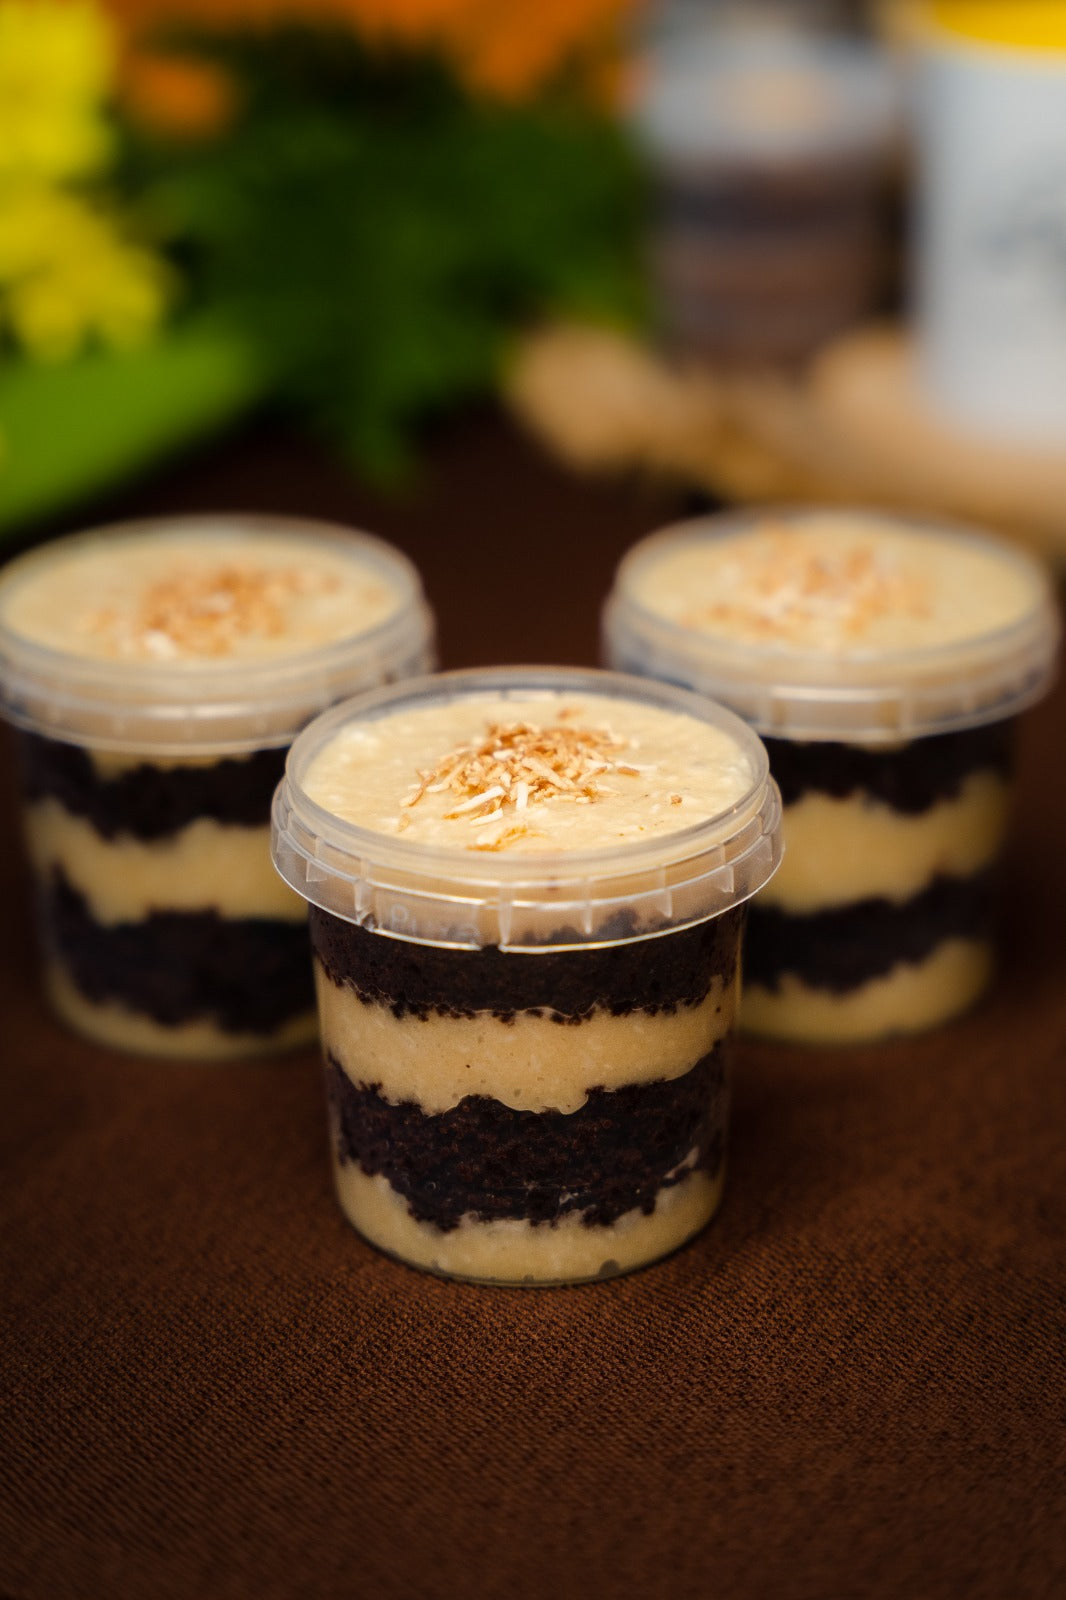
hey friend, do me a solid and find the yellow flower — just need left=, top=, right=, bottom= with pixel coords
left=0, top=3, right=175, bottom=360
left=0, top=1, right=117, bottom=181
left=0, top=183, right=173, bottom=360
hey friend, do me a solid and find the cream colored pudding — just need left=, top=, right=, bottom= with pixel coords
left=24, top=799, right=303, bottom=925
left=301, top=691, right=758, bottom=853
left=759, top=768, right=1009, bottom=915
left=20, top=742, right=318, bottom=1059
left=315, top=962, right=736, bottom=1116
left=626, top=516, right=1039, bottom=658
left=603, top=511, right=1059, bottom=1044
left=740, top=766, right=1008, bottom=1038
left=275, top=671, right=780, bottom=1284
left=741, top=941, right=993, bottom=1047
left=740, top=747, right=1007, bottom=1043
left=0, top=516, right=434, bottom=1058
left=1, top=524, right=402, bottom=665
left=333, top=1164, right=726, bottom=1285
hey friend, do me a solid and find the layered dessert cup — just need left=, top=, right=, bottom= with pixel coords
left=271, top=667, right=781, bottom=1285
left=603, top=510, right=1060, bottom=1045
left=0, top=515, right=434, bottom=1058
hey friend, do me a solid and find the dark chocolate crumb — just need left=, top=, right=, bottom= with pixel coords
left=744, top=871, right=997, bottom=993
left=17, top=730, right=286, bottom=840
left=39, top=868, right=314, bottom=1033
left=763, top=721, right=1015, bottom=813
left=326, top=1046, right=728, bottom=1231
left=310, top=906, right=744, bottom=1021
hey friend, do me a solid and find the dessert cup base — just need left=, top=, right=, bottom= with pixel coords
left=332, top=1162, right=726, bottom=1286
left=44, top=962, right=319, bottom=1060
left=740, top=938, right=993, bottom=1045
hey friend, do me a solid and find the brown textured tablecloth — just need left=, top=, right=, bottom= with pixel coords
left=2, top=413, right=1064, bottom=1600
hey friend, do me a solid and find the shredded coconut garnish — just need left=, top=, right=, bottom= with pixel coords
left=85, top=564, right=343, bottom=659
left=681, top=530, right=933, bottom=645
left=399, top=718, right=652, bottom=848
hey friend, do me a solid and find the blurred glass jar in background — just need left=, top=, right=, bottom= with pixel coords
left=633, top=1, right=900, bottom=366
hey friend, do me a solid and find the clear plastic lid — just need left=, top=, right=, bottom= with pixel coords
left=271, top=667, right=782, bottom=951
left=602, top=509, right=1061, bottom=744
left=0, top=514, right=435, bottom=754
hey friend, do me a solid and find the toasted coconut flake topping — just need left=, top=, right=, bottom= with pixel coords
left=400, top=717, right=653, bottom=847
left=86, top=563, right=344, bottom=660
left=681, top=529, right=933, bottom=644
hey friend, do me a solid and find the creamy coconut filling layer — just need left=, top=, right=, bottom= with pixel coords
left=318, top=959, right=736, bottom=1113
left=762, top=771, right=1010, bottom=914
left=332, top=1163, right=723, bottom=1283
left=44, top=963, right=317, bottom=1058
left=742, top=938, right=992, bottom=1043
left=1, top=526, right=404, bottom=664
left=24, top=799, right=305, bottom=924
left=301, top=692, right=757, bottom=852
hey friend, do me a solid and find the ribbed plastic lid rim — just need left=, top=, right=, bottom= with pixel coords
left=0, top=514, right=435, bottom=754
left=603, top=510, right=1060, bottom=744
left=271, top=666, right=784, bottom=950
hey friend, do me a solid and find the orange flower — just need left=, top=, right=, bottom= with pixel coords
left=430, top=0, right=632, bottom=101
left=102, top=0, right=637, bottom=101
left=119, top=48, right=236, bottom=137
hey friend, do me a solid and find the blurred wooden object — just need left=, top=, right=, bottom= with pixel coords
left=506, top=322, right=1066, bottom=561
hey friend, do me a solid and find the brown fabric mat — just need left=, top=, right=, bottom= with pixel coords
left=2, top=414, right=1064, bottom=1600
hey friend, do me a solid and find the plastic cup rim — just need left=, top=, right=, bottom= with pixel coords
left=0, top=512, right=435, bottom=750
left=604, top=505, right=1060, bottom=738
left=276, top=664, right=778, bottom=892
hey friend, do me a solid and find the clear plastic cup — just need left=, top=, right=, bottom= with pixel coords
left=271, top=667, right=782, bottom=1285
left=603, top=508, right=1060, bottom=1044
left=0, top=514, right=435, bottom=1058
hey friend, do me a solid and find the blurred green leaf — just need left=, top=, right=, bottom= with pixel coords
left=127, top=28, right=648, bottom=482
left=0, top=319, right=266, bottom=536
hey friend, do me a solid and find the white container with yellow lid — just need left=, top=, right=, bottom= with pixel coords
left=915, top=2, right=1066, bottom=442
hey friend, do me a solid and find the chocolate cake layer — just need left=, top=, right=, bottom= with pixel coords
left=763, top=722, right=1015, bottom=812
left=17, top=731, right=286, bottom=840
left=744, top=872, right=996, bottom=993
left=310, top=906, right=745, bottom=1021
left=326, top=1046, right=727, bottom=1231
left=40, top=868, right=314, bottom=1033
